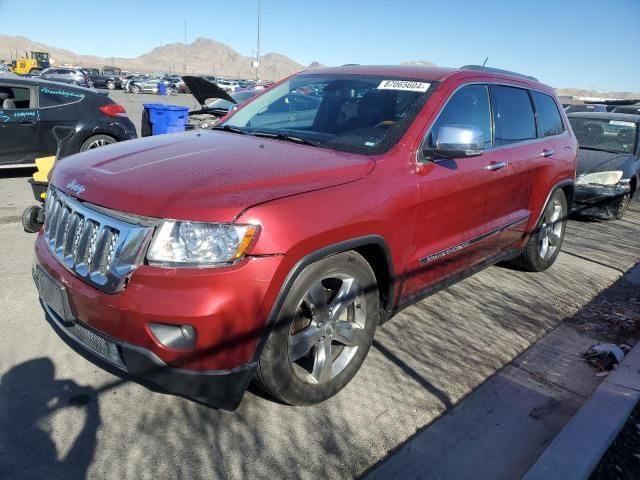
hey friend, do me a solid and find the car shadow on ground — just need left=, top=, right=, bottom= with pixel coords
left=0, top=358, right=100, bottom=480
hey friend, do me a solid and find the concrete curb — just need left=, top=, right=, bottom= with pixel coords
left=522, top=342, right=640, bottom=480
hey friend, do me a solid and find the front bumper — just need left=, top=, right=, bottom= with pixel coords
left=34, top=232, right=286, bottom=408
left=572, top=182, right=631, bottom=208
left=39, top=293, right=254, bottom=410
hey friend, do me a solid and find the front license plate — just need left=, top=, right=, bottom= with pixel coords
left=35, top=266, right=71, bottom=321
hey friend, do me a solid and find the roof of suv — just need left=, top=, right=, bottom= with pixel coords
left=302, top=64, right=548, bottom=89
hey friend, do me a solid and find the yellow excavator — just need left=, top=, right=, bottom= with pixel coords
left=12, top=51, right=51, bottom=75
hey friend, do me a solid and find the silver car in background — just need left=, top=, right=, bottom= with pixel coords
left=39, top=67, right=92, bottom=87
left=124, top=76, right=159, bottom=94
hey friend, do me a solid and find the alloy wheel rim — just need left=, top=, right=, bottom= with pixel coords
left=539, top=199, right=563, bottom=260
left=87, top=139, right=112, bottom=149
left=287, top=274, right=366, bottom=385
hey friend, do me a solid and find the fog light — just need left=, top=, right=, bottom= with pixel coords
left=149, top=323, right=197, bottom=350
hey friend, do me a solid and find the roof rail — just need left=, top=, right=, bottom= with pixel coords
left=341, top=63, right=360, bottom=67
left=460, top=65, right=538, bottom=82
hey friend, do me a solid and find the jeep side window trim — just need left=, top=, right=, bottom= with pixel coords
left=531, top=90, right=566, bottom=138
left=491, top=85, right=537, bottom=146
left=426, top=84, right=493, bottom=150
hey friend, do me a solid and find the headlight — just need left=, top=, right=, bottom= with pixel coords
left=147, top=221, right=259, bottom=267
left=575, top=170, right=623, bottom=186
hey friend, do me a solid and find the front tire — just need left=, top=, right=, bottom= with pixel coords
left=255, top=251, right=379, bottom=406
left=131, top=85, right=141, bottom=94
left=511, top=189, right=567, bottom=272
left=107, top=81, right=116, bottom=90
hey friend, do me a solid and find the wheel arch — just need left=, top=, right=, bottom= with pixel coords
left=250, top=235, right=395, bottom=363
left=532, top=179, right=575, bottom=229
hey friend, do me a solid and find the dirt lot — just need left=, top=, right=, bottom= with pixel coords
left=1, top=105, right=639, bottom=479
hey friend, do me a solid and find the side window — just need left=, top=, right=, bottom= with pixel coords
left=531, top=91, right=564, bottom=137
left=491, top=85, right=536, bottom=145
left=39, top=86, right=85, bottom=108
left=428, top=84, right=492, bottom=149
left=0, top=86, right=33, bottom=109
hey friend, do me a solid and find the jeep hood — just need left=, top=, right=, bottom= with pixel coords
left=576, top=148, right=636, bottom=176
left=51, top=131, right=375, bottom=222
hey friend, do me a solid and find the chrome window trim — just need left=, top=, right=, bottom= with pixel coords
left=416, top=80, right=570, bottom=164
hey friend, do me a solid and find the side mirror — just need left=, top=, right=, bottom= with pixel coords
left=423, top=124, right=484, bottom=160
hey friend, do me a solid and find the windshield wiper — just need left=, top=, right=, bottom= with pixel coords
left=212, top=125, right=248, bottom=135
left=250, top=131, right=323, bottom=148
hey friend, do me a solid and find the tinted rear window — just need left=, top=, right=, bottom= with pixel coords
left=491, top=85, right=536, bottom=145
left=531, top=91, right=564, bottom=137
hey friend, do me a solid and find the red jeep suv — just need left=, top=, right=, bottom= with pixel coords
left=33, top=65, right=577, bottom=410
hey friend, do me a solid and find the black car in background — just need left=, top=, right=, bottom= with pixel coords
left=612, top=105, right=640, bottom=115
left=565, top=104, right=608, bottom=113
left=81, top=68, right=122, bottom=90
left=567, top=112, right=640, bottom=220
left=0, top=77, right=137, bottom=168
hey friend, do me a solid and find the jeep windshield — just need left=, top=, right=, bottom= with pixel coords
left=221, top=74, right=435, bottom=155
left=569, top=117, right=637, bottom=154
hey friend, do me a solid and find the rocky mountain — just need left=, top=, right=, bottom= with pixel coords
left=0, top=35, right=322, bottom=80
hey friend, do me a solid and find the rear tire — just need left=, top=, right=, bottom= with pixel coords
left=511, top=189, right=567, bottom=272
left=80, top=134, right=116, bottom=151
left=22, top=206, right=42, bottom=233
left=107, top=81, right=116, bottom=90
left=131, top=85, right=141, bottom=94
left=255, top=251, right=379, bottom=406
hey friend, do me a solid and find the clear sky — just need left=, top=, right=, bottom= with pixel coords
left=1, top=0, right=638, bottom=91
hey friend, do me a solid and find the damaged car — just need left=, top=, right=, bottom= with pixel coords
left=568, top=112, right=639, bottom=220
left=182, top=75, right=259, bottom=130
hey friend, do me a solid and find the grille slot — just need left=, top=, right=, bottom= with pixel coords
left=43, top=187, right=153, bottom=293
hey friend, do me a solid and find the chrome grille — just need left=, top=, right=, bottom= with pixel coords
left=44, top=187, right=153, bottom=293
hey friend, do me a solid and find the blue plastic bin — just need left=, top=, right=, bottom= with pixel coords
left=143, top=104, right=189, bottom=135
left=157, top=81, right=167, bottom=95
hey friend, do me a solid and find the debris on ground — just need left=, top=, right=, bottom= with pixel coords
left=569, top=267, right=640, bottom=343
left=584, top=343, right=625, bottom=371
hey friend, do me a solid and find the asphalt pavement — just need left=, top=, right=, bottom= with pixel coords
left=1, top=102, right=639, bottom=479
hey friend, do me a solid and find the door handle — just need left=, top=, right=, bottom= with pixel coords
left=485, top=161, right=507, bottom=171
left=539, top=149, right=555, bottom=157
